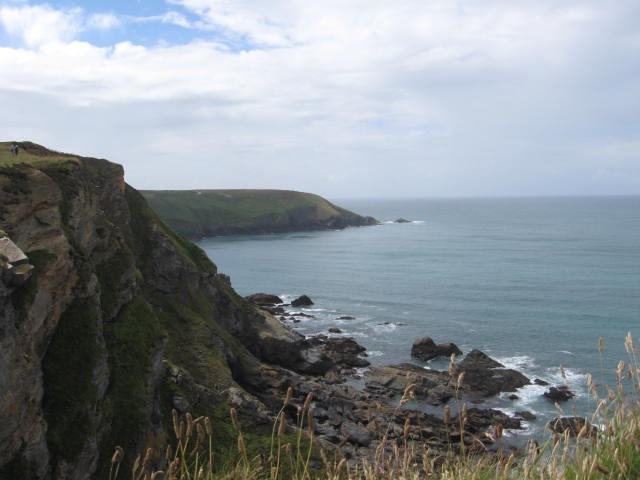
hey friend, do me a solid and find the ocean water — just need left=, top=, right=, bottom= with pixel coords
left=198, top=196, right=640, bottom=441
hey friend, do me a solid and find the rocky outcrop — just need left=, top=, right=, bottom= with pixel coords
left=365, top=363, right=455, bottom=405
left=411, top=337, right=462, bottom=361
left=365, top=349, right=530, bottom=406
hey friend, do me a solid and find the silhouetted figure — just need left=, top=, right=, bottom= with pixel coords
left=10, top=143, right=18, bottom=156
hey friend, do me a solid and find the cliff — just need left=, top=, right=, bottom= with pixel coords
left=0, top=142, right=532, bottom=479
left=0, top=142, right=308, bottom=479
left=140, top=189, right=378, bottom=238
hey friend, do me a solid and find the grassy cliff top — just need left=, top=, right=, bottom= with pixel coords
left=0, top=141, right=122, bottom=178
left=141, top=189, right=344, bottom=224
left=141, top=189, right=377, bottom=237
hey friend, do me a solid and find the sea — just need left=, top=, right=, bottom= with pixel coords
left=197, top=196, right=640, bottom=443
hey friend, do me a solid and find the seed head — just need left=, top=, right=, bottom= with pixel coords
left=284, top=386, right=293, bottom=406
left=110, top=446, right=124, bottom=464
left=230, top=408, right=240, bottom=430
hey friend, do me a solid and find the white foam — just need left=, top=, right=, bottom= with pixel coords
left=497, top=355, right=537, bottom=371
left=371, top=322, right=398, bottom=333
left=546, top=365, right=588, bottom=384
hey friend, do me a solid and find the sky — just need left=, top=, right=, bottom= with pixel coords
left=0, top=0, right=639, bottom=198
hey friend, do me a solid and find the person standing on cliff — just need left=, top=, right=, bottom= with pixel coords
left=10, top=143, right=18, bottom=156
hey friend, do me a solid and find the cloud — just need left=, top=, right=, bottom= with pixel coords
left=87, top=13, right=121, bottom=31
left=0, top=4, right=81, bottom=47
left=0, top=1, right=638, bottom=196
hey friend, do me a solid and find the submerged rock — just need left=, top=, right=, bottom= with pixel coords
left=395, top=218, right=411, bottom=223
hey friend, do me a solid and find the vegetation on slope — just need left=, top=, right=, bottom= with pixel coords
left=141, top=189, right=378, bottom=238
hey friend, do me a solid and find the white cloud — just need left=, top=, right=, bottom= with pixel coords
left=0, top=4, right=81, bottom=47
left=87, top=13, right=121, bottom=30
left=161, top=11, right=192, bottom=29
left=0, top=1, right=638, bottom=196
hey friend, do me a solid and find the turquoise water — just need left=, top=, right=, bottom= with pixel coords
left=198, top=196, right=640, bottom=439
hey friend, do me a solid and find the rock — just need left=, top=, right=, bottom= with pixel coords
left=508, top=394, right=519, bottom=400
left=395, top=218, right=411, bottom=223
left=246, top=293, right=283, bottom=306
left=172, top=395, right=191, bottom=413
left=534, top=378, right=550, bottom=386
left=290, top=336, right=370, bottom=375
left=458, top=350, right=503, bottom=370
left=328, top=328, right=343, bottom=334
left=364, top=364, right=455, bottom=405
left=340, top=420, right=371, bottom=447
left=515, top=411, right=537, bottom=421
left=547, top=417, right=597, bottom=437
left=291, top=295, right=314, bottom=307
left=465, top=408, right=522, bottom=432
left=411, top=337, right=462, bottom=361
left=323, top=369, right=344, bottom=384
left=337, top=316, right=355, bottom=320
left=457, top=349, right=530, bottom=396
left=543, top=386, right=575, bottom=402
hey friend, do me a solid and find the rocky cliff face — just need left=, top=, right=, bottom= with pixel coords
left=0, top=145, right=304, bottom=479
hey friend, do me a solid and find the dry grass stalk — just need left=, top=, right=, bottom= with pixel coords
left=111, top=334, right=640, bottom=480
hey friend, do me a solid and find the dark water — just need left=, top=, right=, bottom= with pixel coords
left=198, top=196, right=640, bottom=440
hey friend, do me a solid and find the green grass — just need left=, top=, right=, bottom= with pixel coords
left=0, top=141, right=79, bottom=169
left=142, top=189, right=339, bottom=225
left=99, top=295, right=166, bottom=478
left=42, top=297, right=102, bottom=462
left=141, top=189, right=373, bottom=237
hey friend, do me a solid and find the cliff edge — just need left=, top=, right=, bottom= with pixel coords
left=0, top=142, right=306, bottom=479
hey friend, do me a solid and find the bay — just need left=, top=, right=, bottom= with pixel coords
left=198, top=196, right=640, bottom=439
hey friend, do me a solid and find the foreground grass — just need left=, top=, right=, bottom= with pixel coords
left=109, top=333, right=640, bottom=480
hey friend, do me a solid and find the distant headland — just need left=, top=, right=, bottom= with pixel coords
left=141, top=189, right=378, bottom=238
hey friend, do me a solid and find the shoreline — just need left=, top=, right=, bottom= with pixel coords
left=246, top=293, right=587, bottom=460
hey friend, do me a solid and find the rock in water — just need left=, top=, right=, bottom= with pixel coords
left=457, top=349, right=531, bottom=396
left=548, top=417, right=597, bottom=437
left=246, top=293, right=283, bottom=306
left=411, top=336, right=462, bottom=361
left=291, top=294, right=314, bottom=307
left=395, top=218, right=411, bottom=223
left=543, top=385, right=575, bottom=402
